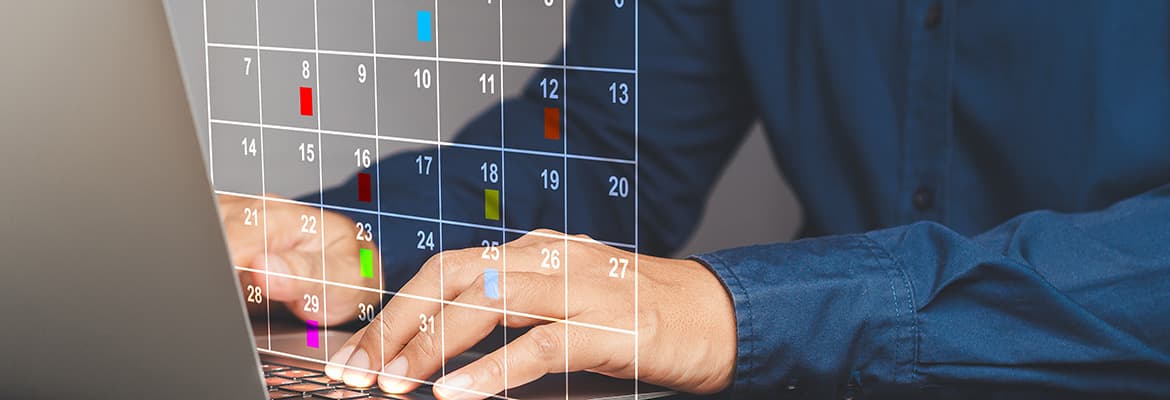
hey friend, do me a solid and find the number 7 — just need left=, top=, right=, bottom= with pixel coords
left=243, top=57, right=252, bottom=76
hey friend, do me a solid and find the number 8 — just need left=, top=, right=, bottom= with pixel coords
left=301, top=60, right=311, bottom=80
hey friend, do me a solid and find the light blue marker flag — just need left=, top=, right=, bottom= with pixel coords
left=483, top=268, right=499, bottom=299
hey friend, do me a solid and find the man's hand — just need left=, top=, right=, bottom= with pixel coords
left=218, top=195, right=380, bottom=325
left=323, top=229, right=737, bottom=399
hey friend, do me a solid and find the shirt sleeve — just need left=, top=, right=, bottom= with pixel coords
left=693, top=183, right=1170, bottom=398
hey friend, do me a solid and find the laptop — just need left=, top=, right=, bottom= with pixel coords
left=0, top=1, right=670, bottom=399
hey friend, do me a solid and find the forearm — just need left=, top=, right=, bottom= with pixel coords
left=694, top=183, right=1170, bottom=398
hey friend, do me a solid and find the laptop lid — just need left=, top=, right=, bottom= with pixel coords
left=0, top=1, right=266, bottom=399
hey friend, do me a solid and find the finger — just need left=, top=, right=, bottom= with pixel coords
left=334, top=235, right=561, bottom=390
left=433, top=322, right=626, bottom=400
left=324, top=326, right=373, bottom=384
left=329, top=247, right=481, bottom=385
left=264, top=250, right=322, bottom=302
left=376, top=272, right=566, bottom=394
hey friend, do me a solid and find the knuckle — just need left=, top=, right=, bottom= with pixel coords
left=481, top=354, right=506, bottom=380
left=407, top=330, right=442, bottom=361
left=472, top=275, right=503, bottom=308
left=525, top=325, right=563, bottom=361
left=526, top=229, right=561, bottom=242
left=530, top=228, right=558, bottom=236
left=376, top=313, right=397, bottom=338
left=503, top=314, right=530, bottom=327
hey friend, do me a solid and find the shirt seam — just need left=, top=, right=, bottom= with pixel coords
left=860, top=233, right=921, bottom=387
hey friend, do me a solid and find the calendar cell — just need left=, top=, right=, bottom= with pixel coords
left=318, top=54, right=376, bottom=135
left=502, top=0, right=565, bottom=64
left=259, top=50, right=318, bottom=129
left=438, top=61, right=502, bottom=146
left=503, top=66, right=564, bottom=153
left=207, top=47, right=260, bottom=123
left=321, top=134, right=378, bottom=211
left=261, top=128, right=321, bottom=199
left=376, top=58, right=438, bottom=141
left=565, top=69, right=635, bottom=160
left=378, top=141, right=439, bottom=219
left=565, top=158, right=634, bottom=245
left=441, top=146, right=504, bottom=227
left=210, top=122, right=263, bottom=196
left=204, top=0, right=256, bottom=45
left=256, top=0, right=316, bottom=49
left=374, top=0, right=436, bottom=57
left=436, top=0, right=500, bottom=61
left=318, top=0, right=374, bottom=53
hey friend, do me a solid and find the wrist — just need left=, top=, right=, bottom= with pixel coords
left=644, top=257, right=736, bottom=394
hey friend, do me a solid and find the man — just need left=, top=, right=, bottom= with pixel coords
left=221, top=1, right=1170, bottom=398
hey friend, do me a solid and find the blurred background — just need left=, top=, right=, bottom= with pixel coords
left=167, top=0, right=802, bottom=256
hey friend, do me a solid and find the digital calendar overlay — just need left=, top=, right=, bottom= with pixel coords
left=202, top=1, right=638, bottom=398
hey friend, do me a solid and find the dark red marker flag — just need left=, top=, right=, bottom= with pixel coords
left=357, top=173, right=372, bottom=203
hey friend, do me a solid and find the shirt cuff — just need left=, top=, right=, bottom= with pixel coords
left=691, top=233, right=918, bottom=397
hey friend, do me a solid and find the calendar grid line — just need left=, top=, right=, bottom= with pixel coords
left=370, top=0, right=386, bottom=373
left=311, top=0, right=330, bottom=358
left=206, top=42, right=636, bottom=75
left=634, top=0, right=643, bottom=396
left=213, top=189, right=636, bottom=250
left=209, top=118, right=636, bottom=166
left=251, top=0, right=274, bottom=350
left=234, top=266, right=636, bottom=337
left=497, top=1, right=510, bottom=397
left=560, top=2, right=571, bottom=398
left=201, top=1, right=214, bottom=187
left=432, top=0, right=447, bottom=379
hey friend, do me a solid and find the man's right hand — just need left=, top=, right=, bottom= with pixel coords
left=217, top=194, right=380, bottom=325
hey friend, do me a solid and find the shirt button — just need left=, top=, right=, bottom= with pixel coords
left=913, top=186, right=935, bottom=211
left=924, top=2, right=942, bottom=29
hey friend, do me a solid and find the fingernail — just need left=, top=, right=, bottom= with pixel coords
left=324, top=345, right=354, bottom=379
left=435, top=373, right=475, bottom=400
left=378, top=356, right=410, bottom=393
left=341, top=348, right=375, bottom=387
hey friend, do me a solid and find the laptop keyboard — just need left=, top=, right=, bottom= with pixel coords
left=262, top=362, right=433, bottom=399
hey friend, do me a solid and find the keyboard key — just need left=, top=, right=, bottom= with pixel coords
left=313, top=389, right=370, bottom=399
left=282, top=382, right=331, bottom=394
left=268, top=389, right=301, bottom=399
left=275, top=369, right=324, bottom=379
left=266, top=377, right=298, bottom=387
left=262, top=364, right=290, bottom=373
left=303, top=376, right=344, bottom=386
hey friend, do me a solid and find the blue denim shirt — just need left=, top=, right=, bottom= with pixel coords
left=321, top=0, right=1170, bottom=397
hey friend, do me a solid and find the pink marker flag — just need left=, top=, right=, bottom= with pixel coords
left=306, top=320, right=320, bottom=348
